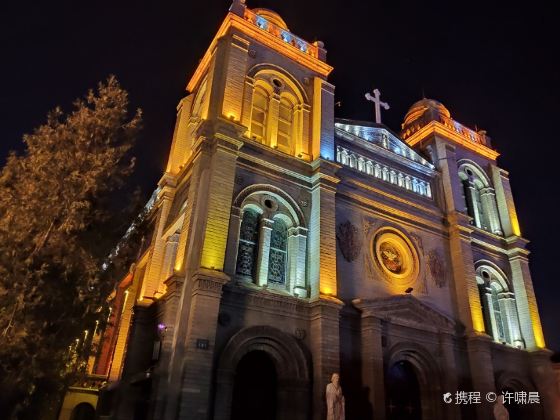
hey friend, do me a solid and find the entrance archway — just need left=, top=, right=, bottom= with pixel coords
left=386, top=360, right=422, bottom=420
left=386, top=342, right=442, bottom=419
left=214, top=326, right=311, bottom=420
left=70, top=402, right=95, bottom=420
left=231, top=351, right=277, bottom=420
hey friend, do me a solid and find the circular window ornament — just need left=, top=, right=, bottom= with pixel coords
left=373, top=228, right=419, bottom=285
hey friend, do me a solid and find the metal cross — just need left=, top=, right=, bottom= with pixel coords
left=365, top=88, right=390, bottom=124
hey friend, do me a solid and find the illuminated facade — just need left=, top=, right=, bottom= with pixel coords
left=84, top=2, right=560, bottom=420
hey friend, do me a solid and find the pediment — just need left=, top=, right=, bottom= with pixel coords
left=353, top=295, right=457, bottom=334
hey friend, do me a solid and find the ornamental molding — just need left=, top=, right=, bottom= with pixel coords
left=427, top=249, right=447, bottom=288
left=353, top=295, right=456, bottom=334
left=336, top=220, right=362, bottom=262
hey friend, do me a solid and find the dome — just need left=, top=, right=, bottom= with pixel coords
left=252, top=8, right=289, bottom=30
left=403, top=98, right=451, bottom=127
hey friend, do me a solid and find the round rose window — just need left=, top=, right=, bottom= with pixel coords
left=373, top=229, right=419, bottom=285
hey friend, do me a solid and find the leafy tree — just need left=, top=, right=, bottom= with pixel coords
left=0, top=76, right=143, bottom=419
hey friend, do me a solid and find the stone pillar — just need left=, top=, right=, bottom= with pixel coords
left=151, top=274, right=185, bottom=420
left=466, top=335, right=496, bottom=420
left=481, top=287, right=498, bottom=342
left=529, top=350, right=560, bottom=420
left=161, top=232, right=180, bottom=283
left=309, top=299, right=343, bottom=420
left=115, top=302, right=157, bottom=420
left=176, top=269, right=229, bottom=420
left=501, top=292, right=523, bottom=348
left=439, top=333, right=461, bottom=420
left=140, top=181, right=175, bottom=298
left=255, top=218, right=274, bottom=286
left=480, top=187, right=502, bottom=235
left=491, top=166, right=520, bottom=237
left=508, top=244, right=546, bottom=350
left=308, top=159, right=339, bottom=298
left=240, top=77, right=254, bottom=132
left=223, top=206, right=242, bottom=277
left=359, top=314, right=386, bottom=420
left=288, top=226, right=308, bottom=298
left=267, top=94, right=280, bottom=148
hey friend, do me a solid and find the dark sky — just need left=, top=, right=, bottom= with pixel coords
left=3, top=1, right=558, bottom=351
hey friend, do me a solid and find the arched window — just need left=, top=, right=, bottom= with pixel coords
left=458, top=162, right=502, bottom=235
left=233, top=192, right=308, bottom=297
left=250, top=87, right=269, bottom=143
left=235, top=208, right=261, bottom=280
left=267, top=219, right=287, bottom=284
left=277, top=97, right=293, bottom=154
left=476, top=265, right=524, bottom=348
left=246, top=70, right=306, bottom=158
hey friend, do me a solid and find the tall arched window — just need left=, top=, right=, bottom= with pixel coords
left=476, top=265, right=524, bottom=348
left=458, top=162, right=502, bottom=235
left=267, top=218, right=287, bottom=284
left=235, top=208, right=261, bottom=280
left=245, top=70, right=306, bottom=158
left=277, top=97, right=293, bottom=154
left=233, top=192, right=308, bottom=297
left=250, top=87, right=269, bottom=143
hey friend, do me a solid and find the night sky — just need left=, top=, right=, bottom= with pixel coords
left=3, top=1, right=558, bottom=351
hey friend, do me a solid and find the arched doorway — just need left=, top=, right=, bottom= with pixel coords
left=70, top=402, right=95, bottom=420
left=386, top=360, right=422, bottom=420
left=213, top=326, right=311, bottom=420
left=231, top=351, right=277, bottom=420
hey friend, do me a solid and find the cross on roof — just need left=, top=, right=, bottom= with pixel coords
left=365, top=88, right=390, bottom=124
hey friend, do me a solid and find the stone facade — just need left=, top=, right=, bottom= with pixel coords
left=89, top=2, right=560, bottom=420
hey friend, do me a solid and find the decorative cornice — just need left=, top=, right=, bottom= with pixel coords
left=353, top=294, right=456, bottom=334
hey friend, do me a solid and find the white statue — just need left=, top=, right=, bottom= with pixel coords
left=493, top=395, right=509, bottom=420
left=326, top=373, right=345, bottom=420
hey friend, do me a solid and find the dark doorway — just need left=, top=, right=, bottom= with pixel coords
left=386, top=360, right=422, bottom=420
left=70, top=402, right=95, bottom=420
left=231, top=350, right=277, bottom=420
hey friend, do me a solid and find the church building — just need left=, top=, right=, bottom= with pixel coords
left=66, top=1, right=560, bottom=419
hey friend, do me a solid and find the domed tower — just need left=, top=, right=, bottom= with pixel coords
left=399, top=96, right=549, bottom=419
left=110, top=2, right=340, bottom=420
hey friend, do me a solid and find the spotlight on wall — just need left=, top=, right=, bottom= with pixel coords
left=405, top=287, right=413, bottom=294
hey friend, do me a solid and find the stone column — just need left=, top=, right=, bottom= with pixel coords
left=309, top=298, right=343, bottom=420
left=491, top=166, right=520, bottom=237
left=501, top=292, right=523, bottom=348
left=223, top=206, right=242, bottom=277
left=161, top=232, right=180, bottom=283
left=466, top=335, right=496, bottom=420
left=241, top=77, right=254, bottom=131
left=151, top=274, right=185, bottom=420
left=508, top=243, right=545, bottom=350
left=255, top=218, right=274, bottom=286
left=359, top=313, right=386, bottom=420
left=529, top=350, right=560, bottom=420
left=439, top=333, right=461, bottom=420
left=288, top=226, right=308, bottom=298
left=481, top=287, right=498, bottom=342
left=267, top=94, right=280, bottom=148
left=480, top=187, right=502, bottom=234
left=176, top=269, right=229, bottom=420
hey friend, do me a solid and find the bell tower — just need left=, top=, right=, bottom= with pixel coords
left=139, top=2, right=340, bottom=420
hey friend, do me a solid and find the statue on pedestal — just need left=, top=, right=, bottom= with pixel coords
left=326, top=373, right=345, bottom=420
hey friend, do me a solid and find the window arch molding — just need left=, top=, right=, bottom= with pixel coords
left=475, top=261, right=524, bottom=348
left=246, top=64, right=309, bottom=105
left=244, top=64, right=310, bottom=159
left=230, top=185, right=308, bottom=298
left=457, top=160, right=502, bottom=235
